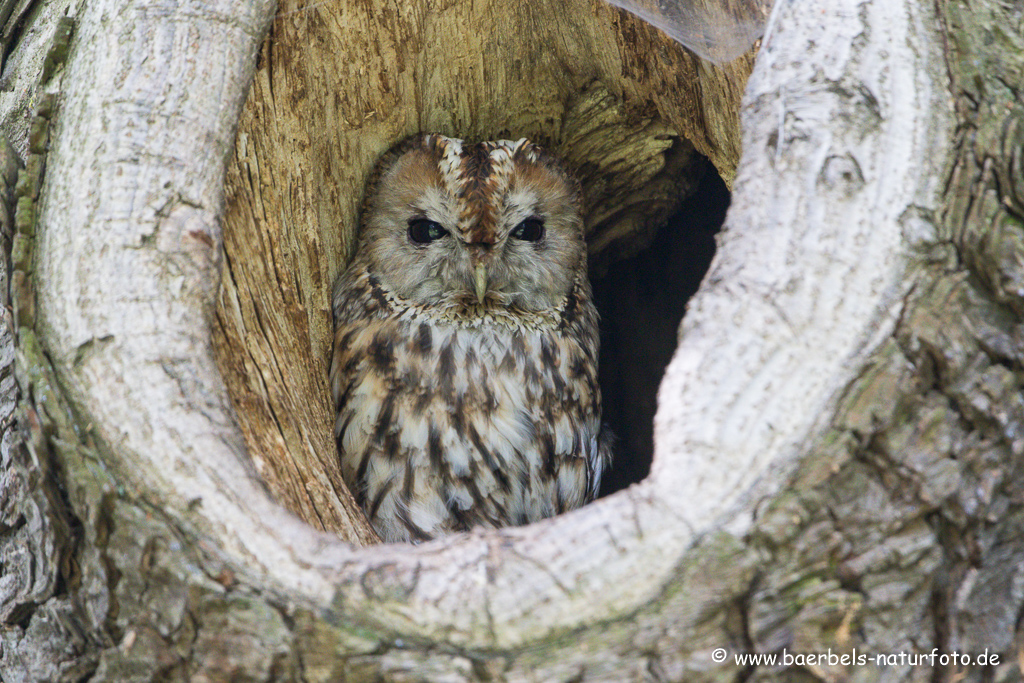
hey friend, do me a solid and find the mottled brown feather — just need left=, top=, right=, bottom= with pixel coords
left=330, top=134, right=611, bottom=542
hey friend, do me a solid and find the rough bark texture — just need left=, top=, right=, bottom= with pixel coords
left=0, top=0, right=1021, bottom=682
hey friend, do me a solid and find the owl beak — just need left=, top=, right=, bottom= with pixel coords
left=473, top=263, right=488, bottom=303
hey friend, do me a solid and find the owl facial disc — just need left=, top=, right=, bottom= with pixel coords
left=357, top=134, right=586, bottom=315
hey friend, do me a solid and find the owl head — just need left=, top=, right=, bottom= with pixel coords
left=357, top=134, right=585, bottom=314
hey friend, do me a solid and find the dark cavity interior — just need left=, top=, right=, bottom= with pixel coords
left=592, top=156, right=729, bottom=496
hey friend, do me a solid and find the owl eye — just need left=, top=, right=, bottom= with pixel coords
left=407, top=218, right=449, bottom=245
left=510, top=218, right=545, bottom=242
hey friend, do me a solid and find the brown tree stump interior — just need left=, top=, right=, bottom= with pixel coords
left=213, top=0, right=755, bottom=542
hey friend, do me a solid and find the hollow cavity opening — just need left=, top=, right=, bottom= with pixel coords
left=592, top=156, right=729, bottom=495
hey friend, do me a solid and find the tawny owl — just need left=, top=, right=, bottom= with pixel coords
left=329, top=134, right=610, bottom=543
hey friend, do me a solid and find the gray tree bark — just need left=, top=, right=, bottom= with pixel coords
left=1, top=0, right=1022, bottom=681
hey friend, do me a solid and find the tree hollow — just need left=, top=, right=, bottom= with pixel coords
left=214, top=0, right=755, bottom=538
left=27, top=0, right=957, bottom=661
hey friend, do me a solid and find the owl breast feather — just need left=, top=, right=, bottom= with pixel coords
left=330, top=268, right=608, bottom=543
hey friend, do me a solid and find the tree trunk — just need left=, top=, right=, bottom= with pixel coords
left=1, top=0, right=1022, bottom=681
